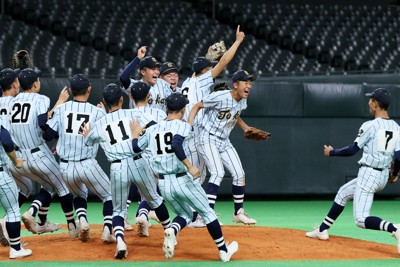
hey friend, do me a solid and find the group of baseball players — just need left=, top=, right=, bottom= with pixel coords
left=0, top=25, right=268, bottom=261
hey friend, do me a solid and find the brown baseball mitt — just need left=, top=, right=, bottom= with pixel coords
left=12, top=50, right=33, bottom=70
left=244, top=127, right=271, bottom=141
left=205, top=41, right=227, bottom=61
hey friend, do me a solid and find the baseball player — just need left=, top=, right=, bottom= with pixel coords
left=160, top=62, right=181, bottom=93
left=0, top=117, right=32, bottom=258
left=10, top=68, right=79, bottom=237
left=131, top=92, right=238, bottom=262
left=306, top=88, right=400, bottom=253
left=181, top=26, right=246, bottom=227
left=188, top=70, right=261, bottom=225
left=45, top=74, right=114, bottom=243
left=119, top=47, right=173, bottom=111
left=81, top=83, right=170, bottom=259
left=128, top=81, right=167, bottom=236
left=0, top=68, right=33, bottom=207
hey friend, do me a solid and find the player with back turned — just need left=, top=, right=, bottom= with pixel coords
left=306, top=88, right=400, bottom=254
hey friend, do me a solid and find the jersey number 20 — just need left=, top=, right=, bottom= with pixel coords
left=11, top=103, right=31, bottom=124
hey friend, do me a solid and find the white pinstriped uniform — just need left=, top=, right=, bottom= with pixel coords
left=0, top=117, right=19, bottom=222
left=0, top=96, right=32, bottom=198
left=198, top=90, right=247, bottom=188
left=84, top=109, right=163, bottom=218
left=137, top=119, right=218, bottom=224
left=47, top=101, right=111, bottom=202
left=181, top=70, right=214, bottom=183
left=333, top=118, right=400, bottom=227
left=10, top=93, right=70, bottom=197
left=125, top=78, right=173, bottom=111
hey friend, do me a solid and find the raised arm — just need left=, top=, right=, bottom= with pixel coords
left=120, top=46, right=147, bottom=89
left=188, top=102, right=204, bottom=126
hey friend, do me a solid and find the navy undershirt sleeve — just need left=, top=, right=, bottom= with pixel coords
left=38, top=113, right=48, bottom=131
left=132, top=138, right=143, bottom=153
left=392, top=151, right=400, bottom=175
left=329, top=142, right=360, bottom=157
left=120, top=57, right=140, bottom=89
left=0, top=126, right=15, bottom=152
left=43, top=127, right=58, bottom=141
left=145, top=121, right=157, bottom=128
left=172, top=134, right=186, bottom=161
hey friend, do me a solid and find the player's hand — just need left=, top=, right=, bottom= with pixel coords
left=58, top=86, right=69, bottom=103
left=80, top=122, right=91, bottom=138
left=97, top=101, right=106, bottom=112
left=137, top=46, right=147, bottom=59
left=235, top=25, right=245, bottom=43
left=324, top=145, right=333, bottom=157
left=51, top=141, right=58, bottom=155
left=188, top=166, right=201, bottom=180
left=130, top=118, right=142, bottom=138
left=14, top=158, right=24, bottom=169
left=389, top=173, right=399, bottom=183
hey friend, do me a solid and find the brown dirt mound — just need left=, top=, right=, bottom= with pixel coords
left=0, top=224, right=399, bottom=261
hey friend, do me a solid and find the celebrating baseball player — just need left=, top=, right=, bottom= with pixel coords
left=45, top=74, right=114, bottom=243
left=159, top=62, right=181, bottom=93
left=0, top=116, right=32, bottom=259
left=0, top=68, right=33, bottom=207
left=119, top=46, right=173, bottom=111
left=306, top=88, right=400, bottom=253
left=131, top=92, right=238, bottom=262
left=81, top=83, right=171, bottom=259
left=189, top=70, right=270, bottom=225
left=10, top=68, right=79, bottom=237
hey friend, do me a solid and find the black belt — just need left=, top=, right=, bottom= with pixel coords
left=60, top=158, right=88, bottom=163
left=159, top=172, right=186, bottom=180
left=360, top=164, right=383, bottom=172
left=0, top=167, right=3, bottom=172
left=112, top=155, right=142, bottom=163
left=15, top=147, right=39, bottom=153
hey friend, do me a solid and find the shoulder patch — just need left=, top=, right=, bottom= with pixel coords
left=139, top=129, right=146, bottom=136
left=357, top=129, right=364, bottom=137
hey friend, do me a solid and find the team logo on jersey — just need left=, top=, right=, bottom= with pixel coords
left=357, top=129, right=364, bottom=137
left=217, top=110, right=240, bottom=120
left=148, top=98, right=153, bottom=105
left=154, top=94, right=165, bottom=105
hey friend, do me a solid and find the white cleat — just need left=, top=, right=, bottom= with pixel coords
left=136, top=214, right=149, bottom=237
left=124, top=215, right=133, bottom=231
left=35, top=221, right=61, bottom=234
left=101, top=227, right=116, bottom=244
left=188, top=215, right=206, bottom=228
left=78, top=220, right=90, bottom=242
left=9, top=247, right=32, bottom=259
left=392, top=224, right=400, bottom=253
left=148, top=210, right=160, bottom=223
left=68, top=222, right=80, bottom=239
left=0, top=218, right=9, bottom=246
left=21, top=211, right=37, bottom=234
left=163, top=228, right=176, bottom=259
left=232, top=208, right=256, bottom=225
left=219, top=241, right=239, bottom=262
left=114, top=240, right=128, bottom=259
left=306, top=228, right=329, bottom=240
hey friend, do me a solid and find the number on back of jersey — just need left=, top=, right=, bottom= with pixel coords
left=64, top=112, right=91, bottom=135
left=152, top=131, right=174, bottom=156
left=11, top=102, right=31, bottom=124
left=376, top=129, right=399, bottom=152
left=103, top=118, right=131, bottom=146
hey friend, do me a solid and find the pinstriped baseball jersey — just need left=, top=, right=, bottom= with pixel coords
left=200, top=90, right=247, bottom=139
left=356, top=118, right=400, bottom=169
left=85, top=109, right=154, bottom=162
left=47, top=101, right=106, bottom=161
left=0, top=117, right=9, bottom=165
left=135, top=106, right=166, bottom=123
left=137, top=120, right=191, bottom=174
left=126, top=78, right=173, bottom=111
left=0, top=96, right=13, bottom=130
left=10, top=93, right=50, bottom=149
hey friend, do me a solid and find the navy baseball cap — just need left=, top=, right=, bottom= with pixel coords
left=192, top=57, right=217, bottom=73
left=160, top=62, right=179, bottom=75
left=166, top=93, right=189, bottom=111
left=139, top=56, right=161, bottom=70
left=18, top=68, right=41, bottom=90
left=130, top=81, right=150, bottom=100
left=69, top=74, right=90, bottom=91
left=0, top=68, right=20, bottom=88
left=103, top=83, right=124, bottom=103
left=232, top=70, right=257, bottom=83
left=365, top=88, right=390, bottom=106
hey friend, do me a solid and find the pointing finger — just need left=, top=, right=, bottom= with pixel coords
left=236, top=25, right=240, bottom=33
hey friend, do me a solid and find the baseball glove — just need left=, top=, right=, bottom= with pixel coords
left=244, top=127, right=271, bottom=141
left=12, top=50, right=33, bottom=70
left=212, top=82, right=229, bottom=92
left=205, top=41, right=227, bottom=61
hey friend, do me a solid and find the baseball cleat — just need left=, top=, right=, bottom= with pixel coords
left=188, top=215, right=206, bottom=228
left=0, top=219, right=9, bottom=247
left=124, top=215, right=133, bottom=231
left=78, top=220, right=90, bottom=242
left=392, top=224, right=400, bottom=253
left=114, top=241, right=128, bottom=259
left=219, top=241, right=239, bottom=262
left=136, top=214, right=149, bottom=237
left=9, top=247, right=32, bottom=259
left=35, top=221, right=61, bottom=234
left=68, top=222, right=80, bottom=239
left=306, top=228, right=329, bottom=240
left=101, top=227, right=116, bottom=244
left=21, top=211, right=37, bottom=234
left=163, top=228, right=176, bottom=259
left=232, top=208, right=256, bottom=225
left=148, top=210, right=160, bottom=223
